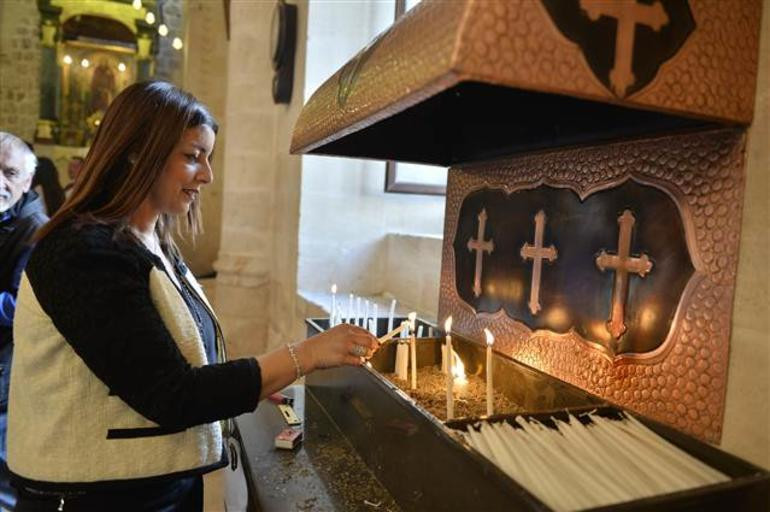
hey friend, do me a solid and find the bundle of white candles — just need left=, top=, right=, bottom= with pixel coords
left=461, top=412, right=729, bottom=511
left=329, top=285, right=394, bottom=336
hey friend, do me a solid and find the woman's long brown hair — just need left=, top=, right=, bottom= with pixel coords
left=37, top=81, right=218, bottom=257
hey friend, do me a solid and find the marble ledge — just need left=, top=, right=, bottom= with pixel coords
left=297, top=289, right=438, bottom=327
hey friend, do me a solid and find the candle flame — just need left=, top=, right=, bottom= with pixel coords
left=452, top=351, right=467, bottom=383
left=444, top=316, right=453, bottom=333
left=484, top=328, right=494, bottom=346
left=408, top=311, right=417, bottom=329
left=331, top=284, right=337, bottom=294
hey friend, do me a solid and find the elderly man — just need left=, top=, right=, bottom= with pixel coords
left=0, top=132, right=47, bottom=510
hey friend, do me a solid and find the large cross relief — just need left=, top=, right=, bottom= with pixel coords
left=453, top=181, right=694, bottom=356
left=541, top=0, right=695, bottom=98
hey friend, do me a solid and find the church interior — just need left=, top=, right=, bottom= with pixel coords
left=0, top=0, right=768, bottom=510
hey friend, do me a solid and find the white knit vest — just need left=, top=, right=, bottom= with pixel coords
left=7, top=268, right=223, bottom=483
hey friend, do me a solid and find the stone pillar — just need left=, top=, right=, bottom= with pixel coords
left=35, top=3, right=61, bottom=143
left=214, top=0, right=308, bottom=359
left=215, top=1, right=282, bottom=358
left=176, top=0, right=228, bottom=277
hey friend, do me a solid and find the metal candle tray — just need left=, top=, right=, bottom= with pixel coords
left=305, top=318, right=769, bottom=511
left=305, top=317, right=602, bottom=510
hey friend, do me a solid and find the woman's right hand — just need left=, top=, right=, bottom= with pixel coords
left=298, top=324, right=379, bottom=373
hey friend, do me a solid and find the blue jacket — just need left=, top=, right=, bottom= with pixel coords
left=0, top=191, right=47, bottom=411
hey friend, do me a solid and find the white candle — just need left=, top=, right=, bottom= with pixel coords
left=355, top=296, right=361, bottom=327
left=408, top=312, right=417, bottom=390
left=444, top=316, right=454, bottom=420
left=441, top=344, right=447, bottom=373
left=484, top=328, right=494, bottom=416
left=372, top=304, right=379, bottom=335
left=395, top=321, right=409, bottom=380
left=347, top=294, right=353, bottom=324
left=428, top=326, right=434, bottom=338
left=364, top=300, right=370, bottom=329
left=330, top=284, right=337, bottom=327
left=417, top=325, right=424, bottom=338
left=377, top=322, right=407, bottom=344
left=387, top=299, right=396, bottom=333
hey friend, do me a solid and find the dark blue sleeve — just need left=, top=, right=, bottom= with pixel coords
left=0, top=292, right=14, bottom=327
left=0, top=246, right=32, bottom=327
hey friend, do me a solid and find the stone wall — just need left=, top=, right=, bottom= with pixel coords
left=721, top=0, right=770, bottom=469
left=0, top=0, right=41, bottom=142
left=176, top=0, right=228, bottom=277
left=215, top=0, right=309, bottom=358
left=298, top=0, right=446, bottom=314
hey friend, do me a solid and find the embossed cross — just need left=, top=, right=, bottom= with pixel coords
left=580, top=0, right=669, bottom=97
left=596, top=209, right=653, bottom=339
left=520, top=210, right=558, bottom=315
left=467, top=208, right=494, bottom=298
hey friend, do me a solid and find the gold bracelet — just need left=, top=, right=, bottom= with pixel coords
left=286, top=343, right=303, bottom=380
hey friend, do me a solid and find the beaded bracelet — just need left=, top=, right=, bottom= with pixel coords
left=286, top=343, right=303, bottom=381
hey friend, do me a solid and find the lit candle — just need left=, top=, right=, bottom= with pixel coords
left=330, top=284, right=337, bottom=327
left=387, top=299, right=397, bottom=333
left=408, top=312, right=417, bottom=390
left=445, top=316, right=454, bottom=420
left=484, top=328, right=494, bottom=416
left=347, top=294, right=353, bottom=324
left=395, top=321, right=409, bottom=380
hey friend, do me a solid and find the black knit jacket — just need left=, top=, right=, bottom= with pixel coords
left=23, top=221, right=261, bottom=432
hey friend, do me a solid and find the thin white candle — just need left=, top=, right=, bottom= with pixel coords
left=408, top=312, right=417, bottom=390
left=364, top=300, right=370, bottom=329
left=395, top=321, right=409, bottom=380
left=444, top=316, right=454, bottom=420
left=347, top=294, right=353, bottom=324
left=387, top=299, right=396, bottom=333
left=377, top=322, right=407, bottom=344
left=330, top=284, right=337, bottom=327
left=484, top=328, right=494, bottom=416
left=417, top=325, right=424, bottom=338
left=355, top=296, right=361, bottom=327
left=372, top=304, right=378, bottom=335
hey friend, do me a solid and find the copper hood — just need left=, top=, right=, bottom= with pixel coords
left=291, top=0, right=761, bottom=164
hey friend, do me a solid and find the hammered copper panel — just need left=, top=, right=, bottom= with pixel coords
left=292, top=0, right=761, bottom=155
left=291, top=0, right=465, bottom=154
left=633, top=0, right=762, bottom=123
left=438, top=128, right=746, bottom=442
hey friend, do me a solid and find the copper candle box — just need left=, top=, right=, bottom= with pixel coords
left=293, top=0, right=767, bottom=509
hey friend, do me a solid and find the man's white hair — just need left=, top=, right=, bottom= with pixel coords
left=0, top=131, right=37, bottom=176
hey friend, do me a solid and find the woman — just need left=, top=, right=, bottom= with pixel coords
left=6, top=81, right=377, bottom=510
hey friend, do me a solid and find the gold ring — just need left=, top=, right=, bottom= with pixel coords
left=351, top=344, right=367, bottom=357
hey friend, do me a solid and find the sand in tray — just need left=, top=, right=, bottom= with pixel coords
left=384, top=366, right=523, bottom=421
